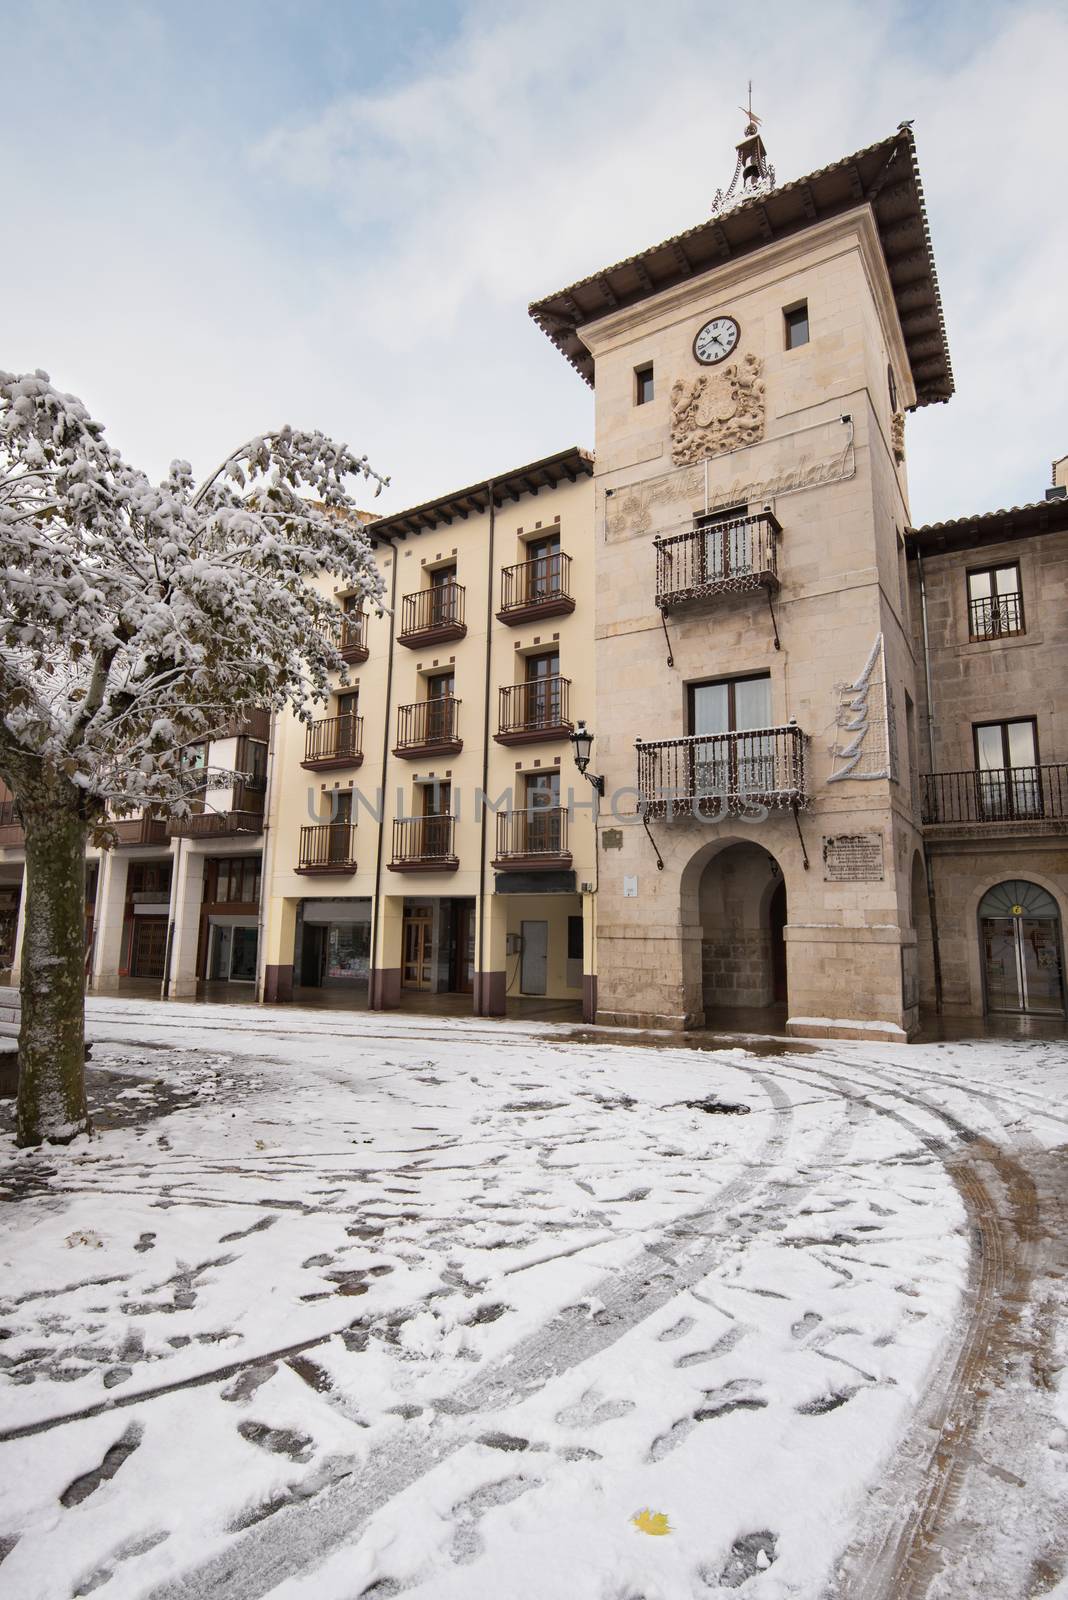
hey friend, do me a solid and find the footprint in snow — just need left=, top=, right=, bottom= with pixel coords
left=657, top=1315, right=696, bottom=1343
left=675, top=1326, right=745, bottom=1368
left=448, top=1476, right=541, bottom=1565
left=555, top=1391, right=636, bottom=1429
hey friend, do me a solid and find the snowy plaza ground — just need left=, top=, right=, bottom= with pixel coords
left=1, top=1000, right=1067, bottom=1600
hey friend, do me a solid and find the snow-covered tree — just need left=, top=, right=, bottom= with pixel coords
left=0, top=370, right=387, bottom=1146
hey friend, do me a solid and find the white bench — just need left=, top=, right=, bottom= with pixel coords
left=0, top=985, right=21, bottom=1041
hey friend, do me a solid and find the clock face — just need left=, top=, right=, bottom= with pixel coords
left=693, top=315, right=740, bottom=365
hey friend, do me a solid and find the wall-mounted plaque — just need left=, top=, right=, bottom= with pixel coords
left=822, top=833, right=884, bottom=882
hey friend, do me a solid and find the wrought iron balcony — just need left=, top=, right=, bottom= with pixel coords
left=389, top=815, right=459, bottom=872
left=498, top=552, right=574, bottom=624
left=296, top=823, right=357, bottom=874
left=301, top=714, right=364, bottom=771
left=495, top=676, right=572, bottom=745
left=922, top=765, right=1068, bottom=826
left=394, top=697, right=462, bottom=758
left=397, top=582, right=466, bottom=648
left=493, top=807, right=570, bottom=868
left=338, top=614, right=369, bottom=663
left=636, top=726, right=809, bottom=816
left=968, top=593, right=1024, bottom=641
left=655, top=512, right=780, bottom=611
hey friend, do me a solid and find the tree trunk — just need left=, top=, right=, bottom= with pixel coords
left=16, top=801, right=91, bottom=1146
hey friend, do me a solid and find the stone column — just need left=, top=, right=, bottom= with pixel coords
left=91, top=851, right=129, bottom=992
left=167, top=849, right=205, bottom=999
left=261, top=895, right=297, bottom=1003
left=473, top=893, right=507, bottom=1016
left=369, top=894, right=403, bottom=1009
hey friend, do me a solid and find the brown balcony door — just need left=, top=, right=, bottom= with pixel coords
left=328, top=792, right=353, bottom=863
left=697, top=503, right=748, bottom=582
left=527, top=534, right=561, bottom=600
left=336, top=692, right=360, bottom=759
left=525, top=771, right=561, bottom=854
left=526, top=652, right=560, bottom=726
left=402, top=906, right=434, bottom=989
left=421, top=781, right=451, bottom=857
left=425, top=673, right=454, bottom=743
left=974, top=719, right=1040, bottom=820
left=429, top=565, right=456, bottom=625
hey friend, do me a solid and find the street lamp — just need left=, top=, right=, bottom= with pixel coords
left=570, top=719, right=605, bottom=796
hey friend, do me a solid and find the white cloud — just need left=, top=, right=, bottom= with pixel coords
left=5, top=0, right=1066, bottom=521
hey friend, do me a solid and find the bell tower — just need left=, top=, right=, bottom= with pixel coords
left=530, top=121, right=952, bottom=1040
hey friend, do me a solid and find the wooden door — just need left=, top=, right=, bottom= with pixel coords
left=402, top=908, right=434, bottom=989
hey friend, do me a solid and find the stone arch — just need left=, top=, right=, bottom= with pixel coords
left=961, top=868, right=1068, bottom=1019
left=680, top=835, right=789, bottom=1023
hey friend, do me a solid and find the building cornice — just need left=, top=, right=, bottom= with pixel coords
left=368, top=446, right=594, bottom=540
left=529, top=127, right=952, bottom=409
left=906, top=495, right=1068, bottom=557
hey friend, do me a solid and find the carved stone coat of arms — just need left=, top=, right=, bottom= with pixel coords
left=669, top=352, right=766, bottom=466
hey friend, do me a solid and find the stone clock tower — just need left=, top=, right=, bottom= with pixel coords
left=530, top=119, right=953, bottom=1040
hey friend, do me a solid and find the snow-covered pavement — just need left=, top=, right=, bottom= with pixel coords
left=1, top=1000, right=1066, bottom=1600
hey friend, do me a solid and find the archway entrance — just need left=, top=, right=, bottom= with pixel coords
left=979, top=880, right=1065, bottom=1016
left=698, top=841, right=787, bottom=1026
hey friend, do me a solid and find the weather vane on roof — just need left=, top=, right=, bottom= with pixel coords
left=711, top=82, right=776, bottom=216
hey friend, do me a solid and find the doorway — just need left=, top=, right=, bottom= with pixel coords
left=980, top=880, right=1064, bottom=1016
left=696, top=841, right=787, bottom=1019
left=520, top=920, right=548, bottom=995
left=402, top=905, right=434, bottom=990
left=449, top=900, right=476, bottom=994
left=131, top=917, right=167, bottom=979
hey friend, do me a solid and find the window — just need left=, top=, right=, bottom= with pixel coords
left=425, top=671, right=454, bottom=741
left=688, top=674, right=774, bottom=801
left=974, top=719, right=1041, bottom=820
left=967, top=564, right=1023, bottom=640
left=526, top=530, right=562, bottom=598
left=688, top=673, right=772, bottom=736
left=209, top=856, right=262, bottom=905
left=635, top=363, right=654, bottom=405
left=784, top=302, right=809, bottom=350
left=694, top=502, right=750, bottom=582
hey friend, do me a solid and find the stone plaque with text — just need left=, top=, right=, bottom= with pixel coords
left=822, top=833, right=884, bottom=882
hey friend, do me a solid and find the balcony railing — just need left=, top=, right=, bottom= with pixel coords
left=338, top=614, right=369, bottom=662
left=496, top=676, right=572, bottom=744
left=389, top=815, right=459, bottom=871
left=168, top=808, right=265, bottom=839
left=493, top=807, right=570, bottom=867
left=301, top=714, right=364, bottom=770
left=498, top=552, right=574, bottom=622
left=655, top=512, right=780, bottom=610
left=111, top=814, right=169, bottom=846
left=297, top=823, right=357, bottom=873
left=398, top=582, right=466, bottom=646
left=636, top=726, right=809, bottom=815
left=922, top=764, right=1068, bottom=826
left=394, top=696, right=462, bottom=756
left=968, top=593, right=1024, bottom=640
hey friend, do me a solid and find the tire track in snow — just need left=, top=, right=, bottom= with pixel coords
left=140, top=1067, right=801, bottom=1600
left=760, top=1054, right=1059, bottom=1600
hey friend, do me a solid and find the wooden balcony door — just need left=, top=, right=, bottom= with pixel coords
left=336, top=691, right=360, bottom=759
left=526, top=651, right=561, bottom=726
left=327, top=792, right=353, bottom=863
left=526, top=533, right=561, bottom=600
left=425, top=672, right=454, bottom=745
left=429, top=565, right=456, bottom=626
left=525, top=771, right=561, bottom=854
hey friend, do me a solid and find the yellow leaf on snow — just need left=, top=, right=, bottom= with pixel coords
left=631, top=1509, right=672, bottom=1537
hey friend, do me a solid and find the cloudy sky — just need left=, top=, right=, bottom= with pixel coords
left=5, top=0, right=1066, bottom=522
